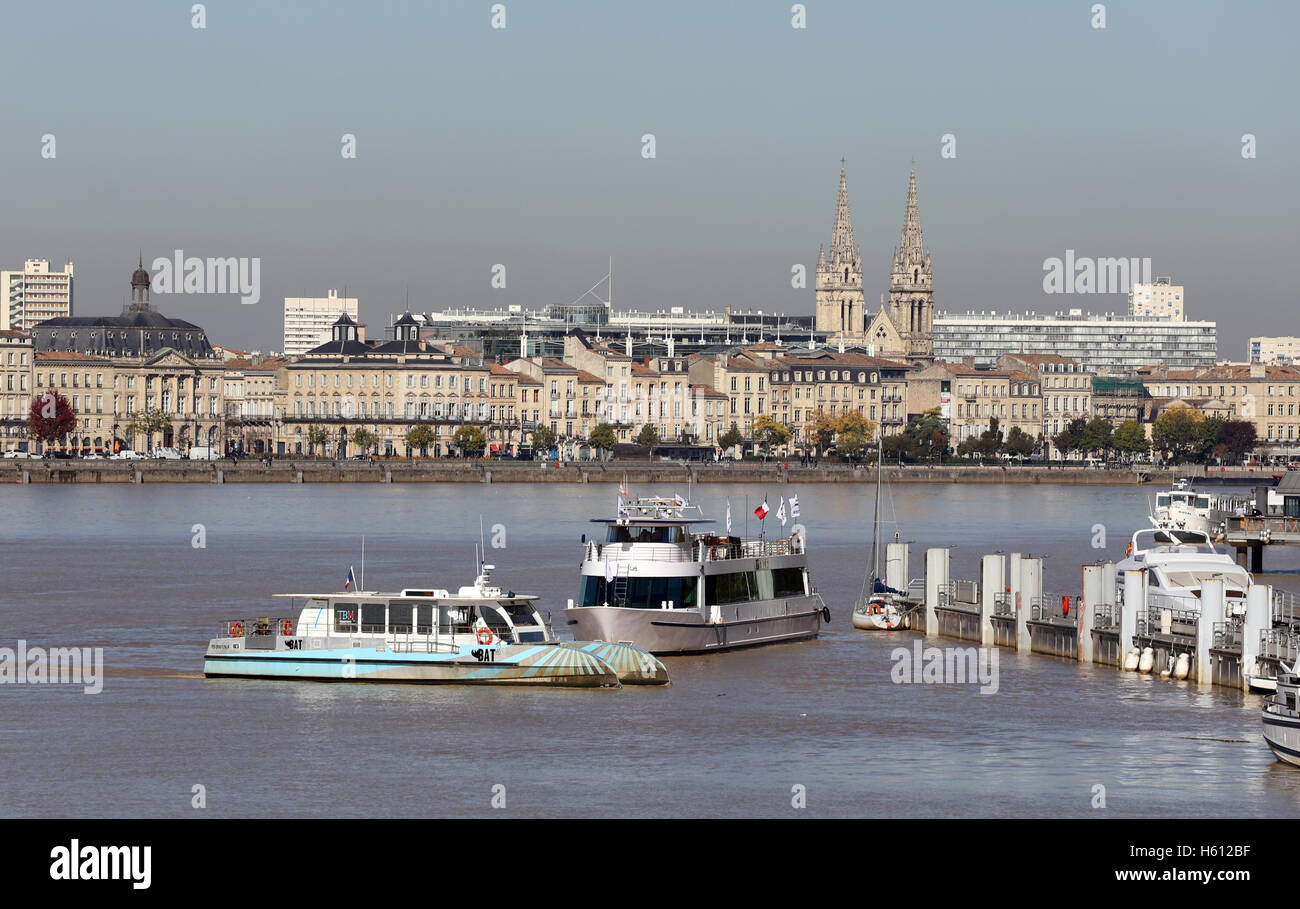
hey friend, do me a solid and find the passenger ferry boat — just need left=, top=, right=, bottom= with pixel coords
left=1262, top=665, right=1300, bottom=767
left=204, top=562, right=670, bottom=688
left=565, top=495, right=829, bottom=654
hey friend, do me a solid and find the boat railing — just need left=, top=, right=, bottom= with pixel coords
left=1093, top=604, right=1118, bottom=629
left=1273, top=590, right=1300, bottom=628
left=992, top=593, right=1013, bottom=616
left=1030, top=595, right=1074, bottom=622
left=939, top=580, right=979, bottom=609
left=218, top=617, right=298, bottom=638
left=1137, top=601, right=1199, bottom=637
left=1261, top=628, right=1300, bottom=663
left=1213, top=621, right=1243, bottom=649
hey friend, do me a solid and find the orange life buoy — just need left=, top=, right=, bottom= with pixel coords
left=476, top=627, right=493, bottom=645
left=281, top=619, right=294, bottom=636
left=230, top=621, right=244, bottom=637
left=710, top=545, right=719, bottom=560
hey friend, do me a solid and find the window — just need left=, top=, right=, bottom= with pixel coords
left=360, top=603, right=386, bottom=634
left=334, top=603, right=358, bottom=633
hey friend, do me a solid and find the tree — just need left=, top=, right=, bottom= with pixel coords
left=127, top=406, right=171, bottom=452
left=808, top=410, right=837, bottom=452
left=1216, top=419, right=1257, bottom=463
left=28, top=390, right=76, bottom=450
left=350, top=428, right=378, bottom=453
left=452, top=424, right=486, bottom=456
left=1151, top=407, right=1204, bottom=461
left=1194, top=416, right=1227, bottom=462
left=1004, top=426, right=1036, bottom=458
left=1052, top=418, right=1087, bottom=459
left=588, top=423, right=617, bottom=458
left=636, top=423, right=659, bottom=447
left=751, top=414, right=791, bottom=457
left=405, top=424, right=436, bottom=456
left=719, top=426, right=744, bottom=455
left=532, top=425, right=557, bottom=453
left=835, top=412, right=874, bottom=460
left=978, top=417, right=1003, bottom=457
left=1080, top=417, right=1115, bottom=457
left=1112, top=419, right=1149, bottom=458
left=306, top=424, right=331, bottom=455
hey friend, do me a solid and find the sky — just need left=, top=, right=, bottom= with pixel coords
left=0, top=0, right=1294, bottom=358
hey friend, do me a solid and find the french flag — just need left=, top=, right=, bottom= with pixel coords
left=345, top=566, right=357, bottom=591
left=754, top=501, right=769, bottom=520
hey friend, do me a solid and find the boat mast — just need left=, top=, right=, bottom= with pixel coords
left=871, top=432, right=882, bottom=586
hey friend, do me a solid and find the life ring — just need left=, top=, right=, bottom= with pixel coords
left=230, top=621, right=244, bottom=637
left=281, top=619, right=293, bottom=637
left=709, top=545, right=719, bottom=560
left=476, top=627, right=493, bottom=645
left=869, top=603, right=881, bottom=615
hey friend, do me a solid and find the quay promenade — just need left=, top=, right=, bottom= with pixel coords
left=0, top=459, right=1252, bottom=486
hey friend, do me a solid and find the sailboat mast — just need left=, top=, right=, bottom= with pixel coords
left=871, top=433, right=882, bottom=584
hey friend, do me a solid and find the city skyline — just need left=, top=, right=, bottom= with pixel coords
left=0, top=0, right=1294, bottom=356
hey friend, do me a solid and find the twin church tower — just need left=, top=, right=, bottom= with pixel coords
left=814, top=165, right=934, bottom=366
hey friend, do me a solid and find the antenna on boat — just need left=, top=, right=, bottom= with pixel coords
left=361, top=535, right=366, bottom=592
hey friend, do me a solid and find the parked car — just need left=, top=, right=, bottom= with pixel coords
left=2, top=449, right=39, bottom=459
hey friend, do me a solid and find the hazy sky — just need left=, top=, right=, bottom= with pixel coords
left=1, top=0, right=1294, bottom=358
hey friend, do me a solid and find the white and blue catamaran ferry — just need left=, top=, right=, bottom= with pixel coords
left=204, top=561, right=669, bottom=688
left=565, top=494, right=829, bottom=654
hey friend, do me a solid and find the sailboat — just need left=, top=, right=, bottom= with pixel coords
left=852, top=434, right=907, bottom=631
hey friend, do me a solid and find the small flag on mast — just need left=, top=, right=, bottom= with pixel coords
left=789, top=494, right=800, bottom=518
left=754, top=501, right=769, bottom=521
left=345, top=565, right=357, bottom=591
left=776, top=498, right=787, bottom=526
left=726, top=500, right=732, bottom=534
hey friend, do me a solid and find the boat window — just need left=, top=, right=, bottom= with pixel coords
left=439, top=604, right=472, bottom=633
left=388, top=602, right=414, bottom=634
left=706, top=571, right=757, bottom=606
left=1156, top=494, right=1169, bottom=507
left=501, top=603, right=538, bottom=625
left=1195, top=496, right=1210, bottom=509
left=416, top=605, right=434, bottom=634
left=771, top=567, right=806, bottom=598
left=605, top=524, right=687, bottom=544
left=477, top=605, right=511, bottom=631
left=577, top=575, right=698, bottom=609
left=360, top=603, right=386, bottom=634
left=333, top=602, right=358, bottom=633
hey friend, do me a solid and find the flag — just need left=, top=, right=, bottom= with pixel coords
left=605, top=560, right=614, bottom=583
left=674, top=493, right=687, bottom=516
left=726, top=500, right=732, bottom=534
left=619, top=482, right=629, bottom=499
left=789, top=494, right=800, bottom=518
left=617, top=501, right=629, bottom=518
left=776, top=498, right=787, bottom=526
left=345, top=565, right=357, bottom=591
left=755, top=501, right=769, bottom=520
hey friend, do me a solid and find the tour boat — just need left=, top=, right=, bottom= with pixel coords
left=204, top=561, right=669, bottom=688
left=1262, top=665, right=1300, bottom=766
left=564, top=494, right=829, bottom=654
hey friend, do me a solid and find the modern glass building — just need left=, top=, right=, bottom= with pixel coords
left=934, top=310, right=1217, bottom=373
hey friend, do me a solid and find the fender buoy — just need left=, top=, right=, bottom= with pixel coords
left=821, top=606, right=831, bottom=623
left=1061, top=595, right=1069, bottom=617
left=476, top=627, right=493, bottom=645
left=1126, top=541, right=1133, bottom=556
left=281, top=619, right=294, bottom=636
left=230, top=621, right=244, bottom=637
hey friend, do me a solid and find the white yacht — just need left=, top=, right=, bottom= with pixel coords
left=1150, top=487, right=1216, bottom=535
left=565, top=495, right=829, bottom=654
left=204, top=562, right=670, bottom=688
left=1117, top=528, right=1252, bottom=618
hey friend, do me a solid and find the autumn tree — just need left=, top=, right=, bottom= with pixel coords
left=28, top=390, right=76, bottom=450
left=751, top=414, right=791, bottom=457
left=405, top=424, right=435, bottom=456
left=452, top=424, right=487, bottom=456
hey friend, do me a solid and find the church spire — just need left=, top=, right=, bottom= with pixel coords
left=892, top=168, right=931, bottom=286
left=829, top=163, right=857, bottom=266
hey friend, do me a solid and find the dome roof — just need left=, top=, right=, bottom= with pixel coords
left=131, top=267, right=150, bottom=286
